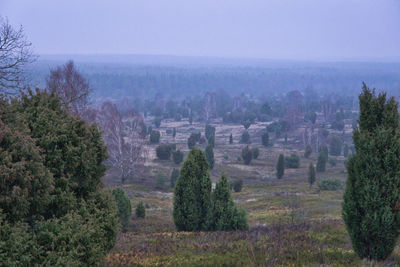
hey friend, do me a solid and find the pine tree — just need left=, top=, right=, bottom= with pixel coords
left=304, top=144, right=312, bottom=158
left=208, top=134, right=215, bottom=148
left=329, top=135, right=342, bottom=156
left=170, top=168, right=180, bottom=188
left=316, top=152, right=326, bottom=172
left=205, top=144, right=215, bottom=170
left=343, top=144, right=349, bottom=158
left=135, top=201, right=145, bottom=218
left=206, top=175, right=248, bottom=231
left=229, top=133, right=233, bottom=144
left=261, top=132, right=269, bottom=147
left=308, top=163, right=316, bottom=188
left=172, top=127, right=176, bottom=138
left=112, top=188, right=132, bottom=229
left=343, top=84, right=400, bottom=260
left=276, top=154, right=285, bottom=179
left=173, top=148, right=211, bottom=231
left=241, top=146, right=253, bottom=165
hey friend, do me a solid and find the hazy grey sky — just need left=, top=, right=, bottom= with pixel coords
left=1, top=0, right=399, bottom=60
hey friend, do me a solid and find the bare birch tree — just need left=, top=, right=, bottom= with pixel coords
left=0, top=17, right=34, bottom=95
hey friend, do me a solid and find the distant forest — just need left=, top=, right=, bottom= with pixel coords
left=29, top=55, right=400, bottom=103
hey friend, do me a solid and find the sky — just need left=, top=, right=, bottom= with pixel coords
left=1, top=0, right=400, bottom=61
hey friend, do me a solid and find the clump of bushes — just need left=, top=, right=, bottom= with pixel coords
left=285, top=153, right=300, bottom=168
left=232, top=179, right=243, bottom=192
left=318, top=179, right=343, bottom=191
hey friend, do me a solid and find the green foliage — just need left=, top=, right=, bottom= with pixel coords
left=304, top=144, right=312, bottom=158
left=172, top=149, right=184, bottom=164
left=170, top=168, right=180, bottom=188
left=150, top=130, right=161, bottom=144
left=252, top=147, right=259, bottom=159
left=261, top=132, right=269, bottom=147
left=329, top=135, right=342, bottom=156
left=241, top=146, right=253, bottom=165
left=285, top=153, right=300, bottom=168
left=229, top=133, right=233, bottom=144
left=187, top=133, right=199, bottom=149
left=316, top=152, right=327, bottom=172
left=173, top=148, right=211, bottom=231
left=319, top=145, right=329, bottom=160
left=318, top=179, right=343, bottom=191
left=240, top=130, right=251, bottom=144
left=156, top=144, right=172, bottom=160
left=154, top=116, right=162, bottom=128
left=232, top=179, right=243, bottom=193
left=328, top=157, right=337, bottom=166
left=112, top=188, right=132, bottom=230
left=155, top=174, right=166, bottom=190
left=135, top=201, right=146, bottom=218
left=206, top=175, right=248, bottom=231
left=205, top=144, right=215, bottom=170
left=308, top=163, right=316, bottom=188
left=343, top=84, right=400, bottom=260
left=0, top=90, right=118, bottom=265
left=276, top=154, right=285, bottom=179
left=343, top=144, right=349, bottom=158
left=205, top=124, right=216, bottom=140
left=172, top=127, right=176, bottom=138
left=208, top=134, right=215, bottom=148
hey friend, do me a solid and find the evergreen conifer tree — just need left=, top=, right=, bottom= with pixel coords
left=276, top=154, right=285, bottom=179
left=343, top=84, right=400, bottom=260
left=316, top=152, right=326, bottom=172
left=229, top=133, right=233, bottom=144
left=205, top=144, right=215, bottom=170
left=308, top=163, right=316, bottom=188
left=173, top=148, right=211, bottom=231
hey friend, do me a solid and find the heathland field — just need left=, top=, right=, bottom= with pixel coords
left=105, top=117, right=400, bottom=266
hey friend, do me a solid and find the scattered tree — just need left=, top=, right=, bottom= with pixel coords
left=241, top=146, right=253, bottom=165
left=206, top=175, right=248, bottom=231
left=173, top=148, right=211, bottom=231
left=240, top=130, right=251, bottom=144
left=156, top=144, right=173, bottom=160
left=285, top=153, right=300, bottom=168
left=276, top=154, right=285, bottom=179
left=0, top=17, right=34, bottom=95
left=316, top=152, right=326, bottom=172
left=304, top=144, right=312, bottom=158
left=229, top=133, right=233, bottom=144
left=170, top=168, right=180, bottom=188
left=205, top=144, right=215, bottom=170
left=329, top=135, right=342, bottom=156
left=308, top=163, right=316, bottom=188
left=252, top=147, right=259, bottom=159
left=150, top=130, right=161, bottom=144
left=261, top=132, right=269, bottom=147
left=232, top=179, right=243, bottom=193
left=154, top=116, right=162, bottom=128
left=343, top=84, right=400, bottom=260
left=208, top=134, right=215, bottom=148
left=343, top=143, right=349, bottom=158
left=205, top=124, right=216, bottom=140
left=172, top=149, right=184, bottom=164
left=112, top=188, right=132, bottom=230
left=135, top=201, right=145, bottom=218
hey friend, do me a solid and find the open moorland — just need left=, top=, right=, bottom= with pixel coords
left=105, top=116, right=400, bottom=266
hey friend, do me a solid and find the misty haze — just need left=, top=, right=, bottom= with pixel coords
left=1, top=0, right=400, bottom=266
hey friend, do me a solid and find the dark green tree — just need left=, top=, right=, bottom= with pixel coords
left=304, top=144, right=312, bottom=158
left=285, top=153, right=300, bottom=168
left=240, top=130, right=251, bottom=144
left=329, top=135, right=342, bottom=156
left=241, top=146, right=253, bottom=165
left=173, top=148, right=211, bottom=231
left=205, top=144, right=215, bottom=170
left=205, top=124, right=216, bottom=140
left=232, top=179, right=243, bottom=192
left=172, top=127, right=176, bottom=138
left=170, top=168, right=180, bottom=188
left=150, top=130, right=161, bottom=144
left=252, top=147, right=259, bottom=159
left=154, top=116, right=162, bottom=128
left=112, top=188, right=132, bottom=230
left=172, top=149, right=184, bottom=164
left=156, top=144, right=172, bottom=160
left=343, top=84, right=400, bottom=260
left=343, top=143, right=349, bottom=158
left=206, top=175, right=248, bottom=231
left=135, top=201, right=145, bottom=218
left=308, top=163, right=316, bottom=188
left=276, top=154, right=285, bottom=179
left=229, top=133, right=233, bottom=144
left=316, top=152, right=326, bottom=172
left=261, top=132, right=269, bottom=147
left=187, top=133, right=198, bottom=149
left=208, top=134, right=215, bottom=148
